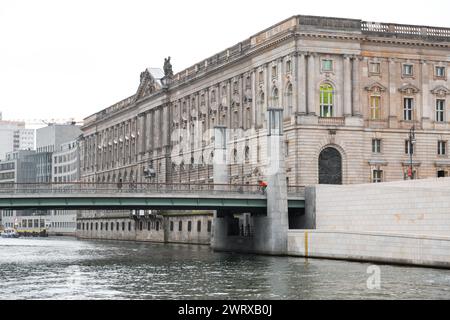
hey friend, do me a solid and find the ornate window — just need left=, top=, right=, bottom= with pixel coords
left=436, top=99, right=445, bottom=122
left=245, top=146, right=250, bottom=163
left=258, top=92, right=265, bottom=123
left=286, top=83, right=293, bottom=116
left=372, top=139, right=381, bottom=154
left=272, top=87, right=279, bottom=108
left=272, top=65, right=278, bottom=78
left=372, top=170, right=383, bottom=183
left=438, top=141, right=447, bottom=156
left=399, top=84, right=419, bottom=121
left=405, top=140, right=414, bottom=155
left=286, top=60, right=292, bottom=74
left=370, top=96, right=381, bottom=120
left=319, top=84, right=334, bottom=118
left=404, top=98, right=414, bottom=121
left=431, top=86, right=450, bottom=123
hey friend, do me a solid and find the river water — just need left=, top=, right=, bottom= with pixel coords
left=0, top=237, right=449, bottom=300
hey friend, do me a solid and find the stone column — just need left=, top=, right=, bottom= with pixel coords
left=388, top=58, right=398, bottom=128
left=344, top=55, right=352, bottom=117
left=352, top=56, right=361, bottom=117
left=307, top=53, right=316, bottom=115
left=211, top=125, right=229, bottom=251
left=251, top=70, right=257, bottom=129
left=421, top=60, right=431, bottom=128
left=256, top=108, right=288, bottom=255
left=298, top=53, right=307, bottom=115
left=278, top=58, right=284, bottom=110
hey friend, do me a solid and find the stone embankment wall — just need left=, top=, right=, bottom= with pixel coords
left=289, top=178, right=450, bottom=268
left=77, top=212, right=212, bottom=245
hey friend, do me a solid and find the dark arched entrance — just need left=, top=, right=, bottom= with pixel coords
left=319, top=147, right=342, bottom=185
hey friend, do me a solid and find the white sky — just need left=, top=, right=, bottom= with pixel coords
left=1, top=0, right=449, bottom=124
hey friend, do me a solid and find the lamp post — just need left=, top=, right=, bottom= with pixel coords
left=408, top=125, right=416, bottom=180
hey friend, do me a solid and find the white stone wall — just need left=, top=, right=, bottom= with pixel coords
left=314, top=177, right=450, bottom=237
left=288, top=230, right=450, bottom=268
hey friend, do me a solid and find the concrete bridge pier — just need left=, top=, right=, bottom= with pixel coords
left=211, top=110, right=289, bottom=255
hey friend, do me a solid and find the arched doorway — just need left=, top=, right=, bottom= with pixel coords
left=319, top=147, right=342, bottom=185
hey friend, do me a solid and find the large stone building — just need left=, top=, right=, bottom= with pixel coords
left=81, top=15, right=450, bottom=188
left=78, top=15, right=450, bottom=242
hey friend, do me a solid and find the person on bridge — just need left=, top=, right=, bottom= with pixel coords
left=117, top=179, right=123, bottom=191
left=258, top=180, right=268, bottom=195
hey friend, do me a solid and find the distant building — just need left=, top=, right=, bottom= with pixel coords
left=0, top=150, right=36, bottom=229
left=34, top=123, right=82, bottom=183
left=50, top=140, right=80, bottom=235
left=0, top=112, right=35, bottom=160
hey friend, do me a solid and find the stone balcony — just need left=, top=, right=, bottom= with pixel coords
left=318, top=117, right=345, bottom=126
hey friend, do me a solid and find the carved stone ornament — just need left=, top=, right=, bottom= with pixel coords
left=398, top=84, right=420, bottom=95
left=431, top=86, right=450, bottom=97
left=364, top=82, right=387, bottom=93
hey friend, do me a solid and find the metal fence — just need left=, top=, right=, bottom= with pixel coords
left=0, top=182, right=306, bottom=197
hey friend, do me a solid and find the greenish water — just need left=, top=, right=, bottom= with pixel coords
left=0, top=237, right=449, bottom=300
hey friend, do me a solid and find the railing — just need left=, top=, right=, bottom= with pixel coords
left=0, top=182, right=262, bottom=196
left=318, top=117, right=345, bottom=126
left=362, top=21, right=450, bottom=40
left=0, top=182, right=306, bottom=197
left=287, top=185, right=306, bottom=197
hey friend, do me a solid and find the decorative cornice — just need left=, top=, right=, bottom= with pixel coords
left=399, top=83, right=420, bottom=94
left=431, top=85, right=450, bottom=97
left=365, top=82, right=387, bottom=93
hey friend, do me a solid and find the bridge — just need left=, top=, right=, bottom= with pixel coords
left=0, top=183, right=305, bottom=213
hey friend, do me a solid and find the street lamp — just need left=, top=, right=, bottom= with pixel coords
left=408, top=125, right=416, bottom=180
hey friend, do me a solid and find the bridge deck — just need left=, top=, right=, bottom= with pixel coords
left=0, top=183, right=305, bottom=211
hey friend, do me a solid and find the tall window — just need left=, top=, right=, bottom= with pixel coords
left=404, top=98, right=414, bottom=121
left=320, top=84, right=334, bottom=118
left=258, top=92, right=265, bottom=123
left=405, top=140, right=414, bottom=155
left=286, top=60, right=292, bottom=73
left=286, top=84, right=293, bottom=116
left=372, top=139, right=381, bottom=154
left=372, top=170, right=383, bottom=183
left=436, top=99, right=445, bottom=123
left=370, top=96, right=381, bottom=120
left=272, top=87, right=279, bottom=108
left=438, top=141, right=447, bottom=156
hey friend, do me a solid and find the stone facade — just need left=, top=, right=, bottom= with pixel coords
left=79, top=15, right=450, bottom=188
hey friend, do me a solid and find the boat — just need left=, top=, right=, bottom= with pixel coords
left=1, top=228, right=20, bottom=238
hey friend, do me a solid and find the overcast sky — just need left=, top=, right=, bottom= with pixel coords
left=1, top=0, right=449, bottom=125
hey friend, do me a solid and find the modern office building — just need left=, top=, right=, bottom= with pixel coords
left=0, top=150, right=36, bottom=229
left=50, top=140, right=80, bottom=235
left=0, top=112, right=35, bottom=160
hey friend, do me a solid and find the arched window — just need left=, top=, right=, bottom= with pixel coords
left=272, top=87, right=279, bottom=108
left=286, top=83, right=293, bottom=116
left=320, top=84, right=334, bottom=118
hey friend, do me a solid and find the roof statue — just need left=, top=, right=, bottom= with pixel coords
left=164, top=57, right=173, bottom=78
